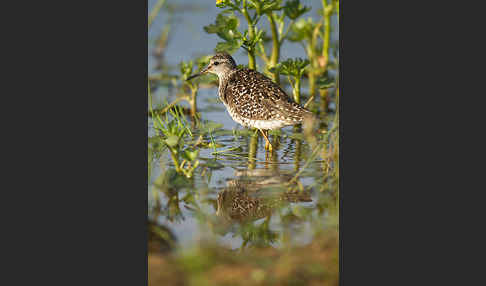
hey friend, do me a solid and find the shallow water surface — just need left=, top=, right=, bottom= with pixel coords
left=148, top=0, right=338, bottom=252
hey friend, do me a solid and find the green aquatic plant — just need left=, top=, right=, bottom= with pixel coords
left=256, top=0, right=310, bottom=84
left=211, top=0, right=310, bottom=84
left=206, top=0, right=263, bottom=69
left=269, top=57, right=309, bottom=104
left=287, top=17, right=320, bottom=108
left=239, top=217, right=279, bottom=249
left=318, top=0, right=338, bottom=111
left=148, top=4, right=340, bottom=284
left=180, top=60, right=201, bottom=119
left=209, top=0, right=297, bottom=72
left=154, top=105, right=200, bottom=178
left=321, top=0, right=337, bottom=72
left=150, top=56, right=215, bottom=122
left=281, top=0, right=338, bottom=111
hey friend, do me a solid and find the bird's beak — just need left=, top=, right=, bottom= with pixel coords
left=186, top=64, right=211, bottom=81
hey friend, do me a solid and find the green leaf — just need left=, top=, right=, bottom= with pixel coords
left=203, top=13, right=240, bottom=42
left=196, top=55, right=212, bottom=70
left=216, top=0, right=242, bottom=10
left=165, top=135, right=180, bottom=147
left=270, top=58, right=309, bottom=77
left=179, top=60, right=194, bottom=79
left=207, top=142, right=224, bottom=149
left=283, top=0, right=310, bottom=20
left=216, top=0, right=229, bottom=9
left=182, top=149, right=199, bottom=162
left=287, top=17, right=315, bottom=42
left=261, top=0, right=282, bottom=14
left=215, top=40, right=242, bottom=53
left=317, top=76, right=335, bottom=89
left=241, top=27, right=265, bottom=51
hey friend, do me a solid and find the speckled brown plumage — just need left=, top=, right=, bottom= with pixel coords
left=216, top=169, right=312, bottom=222
left=196, top=52, right=313, bottom=130
left=187, top=53, right=314, bottom=150
left=220, top=68, right=312, bottom=129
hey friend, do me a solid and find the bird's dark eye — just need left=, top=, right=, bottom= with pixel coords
left=213, top=61, right=219, bottom=66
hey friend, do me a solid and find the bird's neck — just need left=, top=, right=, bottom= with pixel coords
left=217, top=69, right=237, bottom=105
left=217, top=68, right=237, bottom=86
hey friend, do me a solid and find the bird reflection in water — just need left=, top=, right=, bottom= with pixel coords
left=211, top=168, right=312, bottom=247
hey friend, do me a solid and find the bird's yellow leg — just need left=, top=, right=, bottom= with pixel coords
left=259, top=129, right=273, bottom=152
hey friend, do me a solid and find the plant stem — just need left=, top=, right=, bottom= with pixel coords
left=322, top=0, right=331, bottom=71
left=248, top=131, right=258, bottom=170
left=320, top=89, right=328, bottom=114
left=308, top=72, right=315, bottom=107
left=310, top=23, right=322, bottom=108
left=294, top=77, right=301, bottom=104
left=242, top=0, right=256, bottom=70
left=190, top=88, right=197, bottom=118
left=168, top=148, right=181, bottom=173
left=148, top=80, right=155, bottom=117
left=287, top=141, right=324, bottom=185
left=148, top=80, right=165, bottom=130
left=294, top=138, right=301, bottom=173
left=307, top=40, right=316, bottom=108
left=148, top=0, right=166, bottom=29
left=148, top=97, right=185, bottom=117
left=267, top=13, right=280, bottom=84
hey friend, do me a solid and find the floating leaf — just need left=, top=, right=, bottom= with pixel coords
left=207, top=142, right=224, bottom=149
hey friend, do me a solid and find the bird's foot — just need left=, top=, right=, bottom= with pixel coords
left=265, top=140, right=273, bottom=152
left=259, top=129, right=273, bottom=152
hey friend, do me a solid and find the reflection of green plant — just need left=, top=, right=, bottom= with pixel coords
left=147, top=2, right=341, bottom=283
left=148, top=219, right=176, bottom=253
left=239, top=217, right=278, bottom=249
left=270, top=58, right=309, bottom=104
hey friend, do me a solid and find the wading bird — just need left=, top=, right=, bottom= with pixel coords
left=187, top=52, right=313, bottom=151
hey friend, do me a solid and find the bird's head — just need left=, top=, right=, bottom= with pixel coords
left=187, top=52, right=237, bottom=80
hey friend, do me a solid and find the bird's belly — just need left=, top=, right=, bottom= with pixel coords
left=249, top=119, right=287, bottom=130
left=225, top=106, right=286, bottom=130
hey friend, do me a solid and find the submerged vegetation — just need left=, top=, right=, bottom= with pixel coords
left=148, top=0, right=339, bottom=284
